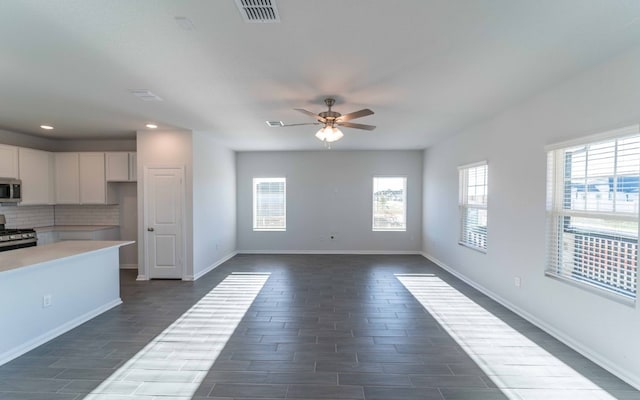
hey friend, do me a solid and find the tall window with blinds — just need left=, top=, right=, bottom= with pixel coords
left=253, top=177, right=286, bottom=231
left=459, top=162, right=488, bottom=252
left=372, top=177, right=407, bottom=231
left=546, top=126, right=640, bottom=300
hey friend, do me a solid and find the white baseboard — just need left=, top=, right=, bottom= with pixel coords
left=237, top=250, right=422, bottom=255
left=0, top=298, right=122, bottom=367
left=136, top=274, right=148, bottom=281
left=191, top=251, right=238, bottom=281
left=119, top=264, right=138, bottom=270
left=421, top=252, right=640, bottom=391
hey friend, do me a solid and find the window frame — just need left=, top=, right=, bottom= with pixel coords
left=458, top=161, right=488, bottom=253
left=545, top=124, right=640, bottom=303
left=372, top=176, right=408, bottom=232
left=252, top=177, right=286, bottom=232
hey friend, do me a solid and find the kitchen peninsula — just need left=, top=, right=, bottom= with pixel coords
left=0, top=240, right=133, bottom=365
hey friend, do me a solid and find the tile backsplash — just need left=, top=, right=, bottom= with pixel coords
left=54, top=205, right=120, bottom=225
left=0, top=204, right=120, bottom=228
left=0, top=205, right=54, bottom=228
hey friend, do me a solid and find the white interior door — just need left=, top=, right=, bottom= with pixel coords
left=144, top=167, right=185, bottom=279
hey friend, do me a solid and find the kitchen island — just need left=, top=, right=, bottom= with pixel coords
left=0, top=240, right=133, bottom=365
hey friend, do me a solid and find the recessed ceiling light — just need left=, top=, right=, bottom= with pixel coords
left=40, top=125, right=54, bottom=130
left=145, top=123, right=158, bottom=129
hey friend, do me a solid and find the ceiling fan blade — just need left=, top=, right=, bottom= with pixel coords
left=281, top=122, right=321, bottom=127
left=337, top=108, right=374, bottom=122
left=338, top=121, right=376, bottom=131
left=294, top=108, right=327, bottom=123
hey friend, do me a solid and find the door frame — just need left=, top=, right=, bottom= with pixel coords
left=143, top=165, right=187, bottom=280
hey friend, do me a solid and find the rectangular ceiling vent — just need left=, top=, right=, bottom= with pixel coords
left=129, top=89, right=163, bottom=102
left=266, top=120, right=284, bottom=127
left=235, top=0, right=280, bottom=23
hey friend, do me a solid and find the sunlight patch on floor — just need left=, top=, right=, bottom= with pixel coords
left=83, top=272, right=270, bottom=400
left=396, top=274, right=619, bottom=400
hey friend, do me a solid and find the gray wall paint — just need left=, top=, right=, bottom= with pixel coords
left=192, top=132, right=236, bottom=277
left=237, top=150, right=422, bottom=252
left=422, top=45, right=640, bottom=387
left=117, top=182, right=138, bottom=268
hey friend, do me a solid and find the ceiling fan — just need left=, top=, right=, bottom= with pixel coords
left=268, top=98, right=376, bottom=145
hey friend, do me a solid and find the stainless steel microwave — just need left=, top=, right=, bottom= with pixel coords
left=0, top=178, right=21, bottom=203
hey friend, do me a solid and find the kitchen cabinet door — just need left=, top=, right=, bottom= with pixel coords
left=55, top=153, right=80, bottom=204
left=79, top=152, right=106, bottom=204
left=128, top=152, right=137, bottom=181
left=106, top=152, right=129, bottom=182
left=0, top=144, right=19, bottom=179
left=106, top=152, right=136, bottom=182
left=18, top=148, right=55, bottom=205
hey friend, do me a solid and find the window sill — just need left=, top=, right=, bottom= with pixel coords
left=544, top=271, right=636, bottom=307
left=458, top=242, right=486, bottom=254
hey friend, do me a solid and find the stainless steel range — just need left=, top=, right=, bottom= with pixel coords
left=0, top=214, right=37, bottom=252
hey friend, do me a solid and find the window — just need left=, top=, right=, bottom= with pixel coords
left=372, top=176, right=407, bottom=231
left=459, top=162, right=488, bottom=252
left=546, top=125, right=640, bottom=300
left=253, top=177, right=286, bottom=231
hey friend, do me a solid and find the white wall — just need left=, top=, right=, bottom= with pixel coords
left=237, top=150, right=422, bottom=253
left=136, top=129, right=193, bottom=280
left=192, top=132, right=236, bottom=279
left=423, top=45, right=640, bottom=388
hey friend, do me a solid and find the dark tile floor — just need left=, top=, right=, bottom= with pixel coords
left=1, top=254, right=639, bottom=399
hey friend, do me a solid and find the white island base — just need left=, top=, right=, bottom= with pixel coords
left=0, top=240, right=134, bottom=365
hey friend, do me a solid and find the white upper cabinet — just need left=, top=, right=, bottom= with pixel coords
left=0, top=144, right=19, bottom=179
left=106, top=152, right=137, bottom=182
left=56, top=152, right=115, bottom=204
left=55, top=152, right=80, bottom=204
left=79, top=152, right=107, bottom=204
left=18, top=148, right=55, bottom=205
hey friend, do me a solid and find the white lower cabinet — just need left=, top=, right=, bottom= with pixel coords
left=56, top=227, right=118, bottom=241
left=38, top=227, right=119, bottom=244
left=36, top=231, right=58, bottom=245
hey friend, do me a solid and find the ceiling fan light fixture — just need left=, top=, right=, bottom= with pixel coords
left=316, top=126, right=343, bottom=143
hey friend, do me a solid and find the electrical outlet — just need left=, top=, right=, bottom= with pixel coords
left=43, top=294, right=52, bottom=308
left=514, top=277, right=521, bottom=288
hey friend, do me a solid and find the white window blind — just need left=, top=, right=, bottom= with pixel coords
left=546, top=127, right=639, bottom=299
left=459, top=162, right=488, bottom=252
left=253, top=177, right=286, bottom=231
left=372, top=176, right=407, bottom=231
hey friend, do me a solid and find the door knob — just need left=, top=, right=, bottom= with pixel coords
left=147, top=227, right=155, bottom=232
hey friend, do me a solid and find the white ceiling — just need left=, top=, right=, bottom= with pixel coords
left=1, top=0, right=640, bottom=150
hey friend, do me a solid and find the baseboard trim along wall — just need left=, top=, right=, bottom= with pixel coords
left=0, top=299, right=122, bottom=367
left=237, top=250, right=422, bottom=255
left=189, top=251, right=239, bottom=281
left=119, top=264, right=138, bottom=270
left=421, top=252, right=640, bottom=391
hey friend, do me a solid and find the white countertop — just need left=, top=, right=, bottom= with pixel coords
left=34, top=225, right=119, bottom=232
left=0, top=240, right=134, bottom=274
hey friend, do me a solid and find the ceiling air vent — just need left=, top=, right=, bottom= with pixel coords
left=234, top=0, right=280, bottom=23
left=129, top=89, right=163, bottom=102
left=266, top=120, right=284, bottom=127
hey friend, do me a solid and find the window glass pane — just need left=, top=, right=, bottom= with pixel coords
left=459, top=162, right=488, bottom=251
left=373, top=177, right=406, bottom=231
left=253, top=177, right=286, bottom=231
left=547, top=129, right=640, bottom=299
